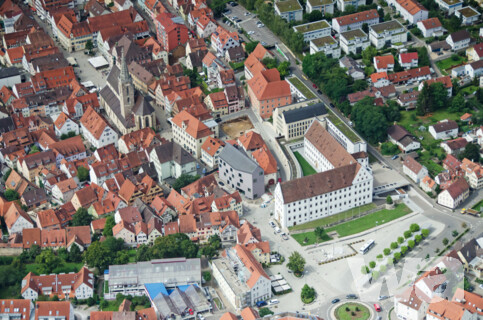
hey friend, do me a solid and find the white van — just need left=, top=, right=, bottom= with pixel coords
left=274, top=227, right=281, bottom=233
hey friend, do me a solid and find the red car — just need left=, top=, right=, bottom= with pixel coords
left=374, top=304, right=382, bottom=312
left=312, top=83, right=317, bottom=89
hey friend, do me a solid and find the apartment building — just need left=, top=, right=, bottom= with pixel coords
left=332, top=9, right=379, bottom=33
left=305, top=0, right=335, bottom=14
left=339, top=29, right=370, bottom=54
left=435, top=0, right=463, bottom=14
left=337, top=0, right=366, bottom=11
left=293, top=20, right=331, bottom=42
left=461, top=158, right=483, bottom=189
left=212, top=245, right=271, bottom=310
left=274, top=119, right=372, bottom=229
left=0, top=299, right=34, bottom=320
left=310, top=36, right=341, bottom=57
left=455, top=7, right=480, bottom=25
left=417, top=18, right=444, bottom=38
left=274, top=0, right=303, bottom=22
left=154, top=12, right=189, bottom=52
left=369, top=20, right=407, bottom=49
left=273, top=102, right=328, bottom=141
left=386, top=0, right=428, bottom=24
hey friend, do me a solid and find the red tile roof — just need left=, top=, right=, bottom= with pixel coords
left=247, top=68, right=291, bottom=101
left=334, top=9, right=379, bottom=27
left=171, top=110, right=213, bottom=139
left=419, top=17, right=442, bottom=30
left=374, top=55, right=395, bottom=69
left=399, top=52, right=418, bottom=64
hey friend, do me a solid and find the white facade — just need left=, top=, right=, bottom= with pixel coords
left=437, top=187, right=469, bottom=209
left=54, top=117, right=80, bottom=137
left=326, top=118, right=367, bottom=154
left=435, top=0, right=463, bottom=14
left=211, top=32, right=239, bottom=56
left=81, top=123, right=118, bottom=149
left=417, top=20, right=444, bottom=38
left=337, top=0, right=365, bottom=11
left=332, top=12, right=379, bottom=33
left=403, top=163, right=428, bottom=183
left=310, top=37, right=341, bottom=57
left=339, top=29, right=370, bottom=55
left=201, top=146, right=224, bottom=169
left=293, top=20, right=331, bottom=42
left=369, top=21, right=408, bottom=49
left=274, top=0, right=304, bottom=22
left=197, top=20, right=217, bottom=39
left=446, top=33, right=471, bottom=51
left=386, top=0, right=428, bottom=24
left=429, top=124, right=458, bottom=140
left=8, top=215, right=34, bottom=234
left=455, top=7, right=480, bottom=25
left=149, top=146, right=197, bottom=181
left=306, top=0, right=335, bottom=14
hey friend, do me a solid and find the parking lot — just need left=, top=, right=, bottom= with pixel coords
left=220, top=3, right=278, bottom=46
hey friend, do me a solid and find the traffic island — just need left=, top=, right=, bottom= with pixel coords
left=334, top=302, right=371, bottom=320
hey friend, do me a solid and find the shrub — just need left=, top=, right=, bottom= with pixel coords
left=369, top=261, right=376, bottom=269
left=415, top=234, right=422, bottom=243
left=372, top=270, right=380, bottom=280
left=401, top=246, right=408, bottom=255
left=452, top=230, right=458, bottom=237
left=404, top=230, right=412, bottom=239
left=386, top=195, right=393, bottom=204
left=376, top=254, right=383, bottom=260
left=410, top=224, right=420, bottom=232
left=383, top=248, right=391, bottom=256
left=397, top=236, right=404, bottom=244
left=393, top=252, right=401, bottom=261
left=390, top=242, right=399, bottom=250
left=408, top=240, right=415, bottom=249
left=442, top=238, right=449, bottom=246
left=346, top=307, right=350, bottom=312
left=380, top=264, right=387, bottom=273
left=361, top=265, right=370, bottom=274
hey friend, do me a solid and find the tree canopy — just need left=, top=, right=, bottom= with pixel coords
left=416, top=82, right=448, bottom=115
left=35, top=249, right=63, bottom=274
left=172, top=174, right=200, bottom=192
left=4, top=189, right=19, bottom=201
left=77, top=167, right=89, bottom=182
left=103, top=216, right=116, bottom=237
left=459, top=143, right=480, bottom=162
left=351, top=97, right=388, bottom=144
left=287, top=251, right=306, bottom=275
left=71, top=207, right=93, bottom=226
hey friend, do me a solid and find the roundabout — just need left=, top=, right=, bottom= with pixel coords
left=328, top=301, right=375, bottom=320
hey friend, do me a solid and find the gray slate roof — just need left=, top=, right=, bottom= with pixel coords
left=283, top=103, right=326, bottom=124
left=153, top=141, right=195, bottom=166
left=219, top=143, right=261, bottom=174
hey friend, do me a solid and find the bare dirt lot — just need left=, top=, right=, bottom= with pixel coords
left=221, top=116, right=254, bottom=139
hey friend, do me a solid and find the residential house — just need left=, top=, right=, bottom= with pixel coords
left=465, top=59, right=483, bottom=78
left=219, top=143, right=264, bottom=200
left=201, top=137, right=225, bottom=169
left=387, top=124, right=421, bottom=153
left=211, top=26, right=240, bottom=56
left=461, top=158, right=483, bottom=189
left=274, top=0, right=303, bottom=22
left=54, top=112, right=80, bottom=138
left=394, top=286, right=429, bottom=320
left=216, top=69, right=236, bottom=88
left=5, top=169, right=35, bottom=196
left=466, top=43, right=483, bottom=62
left=429, top=120, right=458, bottom=140
left=186, top=49, right=208, bottom=71
left=309, top=36, right=341, bottom=57
left=52, top=178, right=79, bottom=203
left=237, top=221, right=262, bottom=245
left=171, top=110, right=215, bottom=159
left=55, top=14, right=93, bottom=53
left=293, top=20, right=331, bottom=42
left=149, top=141, right=197, bottom=181
left=387, top=0, right=428, bottom=24
left=435, top=0, right=463, bottom=14
left=441, top=138, right=468, bottom=156
left=455, top=7, right=480, bottom=25
left=20, top=188, right=47, bottom=209
left=50, top=136, right=87, bottom=166
left=80, top=106, right=118, bottom=149
left=118, top=176, right=163, bottom=205
left=332, top=9, right=379, bottom=33
left=403, top=156, right=428, bottom=183
left=113, top=220, right=136, bottom=246
left=246, top=69, right=292, bottom=119
left=369, top=20, right=407, bottom=49
left=417, top=17, right=443, bottom=38
left=4, top=202, right=33, bottom=234
left=419, top=76, right=453, bottom=97
left=399, top=52, right=418, bottom=69
left=337, top=0, right=366, bottom=11
left=389, top=66, right=431, bottom=85
left=251, top=145, right=278, bottom=186
left=211, top=192, right=243, bottom=216
left=196, top=15, right=217, bottom=39
left=339, top=56, right=365, bottom=80
left=371, top=72, right=391, bottom=88
left=437, top=178, right=470, bottom=209
left=33, top=301, right=74, bottom=320
left=420, top=175, right=437, bottom=194
left=374, top=55, right=395, bottom=72
left=225, top=46, right=245, bottom=63
left=446, top=30, right=471, bottom=51
left=18, top=150, right=57, bottom=182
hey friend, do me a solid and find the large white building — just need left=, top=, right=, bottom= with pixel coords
left=340, top=29, right=370, bottom=55
left=369, top=20, right=408, bottom=49
left=293, top=20, right=331, bottom=42
left=435, top=0, right=463, bottom=14
left=332, top=9, right=379, bottom=33
left=80, top=106, right=118, bottom=149
left=310, top=36, right=341, bottom=57
left=274, top=118, right=372, bottom=229
left=211, top=244, right=271, bottom=310
left=337, top=0, right=366, bottom=11
left=149, top=141, right=197, bottom=181
left=306, top=0, right=335, bottom=15
left=386, top=0, right=428, bottom=24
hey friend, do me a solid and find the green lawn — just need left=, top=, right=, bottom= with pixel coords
left=25, top=262, right=84, bottom=275
left=289, top=203, right=376, bottom=231
left=326, top=203, right=412, bottom=237
left=101, top=300, right=122, bottom=311
left=127, top=249, right=137, bottom=262
left=460, top=85, right=478, bottom=96
left=472, top=199, right=483, bottom=213
left=335, top=303, right=370, bottom=320
left=292, top=229, right=332, bottom=246
left=419, top=151, right=445, bottom=177
left=229, top=60, right=245, bottom=71
left=287, top=77, right=316, bottom=99
left=293, top=151, right=317, bottom=176
left=436, top=56, right=467, bottom=72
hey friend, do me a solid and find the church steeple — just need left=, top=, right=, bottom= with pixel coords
left=118, top=47, right=134, bottom=119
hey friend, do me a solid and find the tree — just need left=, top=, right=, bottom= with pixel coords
left=301, top=284, right=316, bottom=303
left=353, top=79, right=368, bottom=92
left=351, top=97, right=388, bottom=144
left=149, top=233, right=199, bottom=259
left=442, top=238, right=449, bottom=246
left=200, top=235, right=222, bottom=259
left=203, top=271, right=212, bottom=282
left=416, top=82, right=430, bottom=116
left=172, top=174, right=200, bottom=192
left=410, top=224, right=420, bottom=232
left=361, top=265, right=369, bottom=274
left=207, top=0, right=226, bottom=17
left=408, top=240, right=415, bottom=249
left=277, top=61, right=291, bottom=79
left=361, top=22, right=369, bottom=33
left=68, top=244, right=82, bottom=263
left=414, top=234, right=422, bottom=243
left=362, top=46, right=377, bottom=66
left=85, top=40, right=94, bottom=51
left=287, top=251, right=306, bottom=275
left=259, top=308, right=274, bottom=317
left=103, top=216, right=116, bottom=237
left=421, top=229, right=429, bottom=238
left=314, top=227, right=325, bottom=241
left=386, top=196, right=393, bottom=205
left=84, top=241, right=111, bottom=271
left=303, top=10, right=323, bottom=22
left=459, top=143, right=480, bottom=162
left=262, top=57, right=278, bottom=69
left=71, top=208, right=93, bottom=226
left=384, top=101, right=401, bottom=122
left=450, top=93, right=465, bottom=113
left=383, top=248, right=391, bottom=256
left=77, top=166, right=89, bottom=182
left=29, top=145, right=40, bottom=154
left=369, top=261, right=376, bottom=268
left=390, top=242, right=398, bottom=249
left=135, top=244, right=151, bottom=262
left=114, top=251, right=130, bottom=264
left=393, top=252, right=401, bottom=262
left=245, top=41, right=260, bottom=54
left=401, top=246, right=408, bottom=255
left=404, top=230, right=412, bottom=239
left=397, top=236, right=404, bottom=244
left=35, top=249, right=63, bottom=274
left=4, top=189, right=19, bottom=201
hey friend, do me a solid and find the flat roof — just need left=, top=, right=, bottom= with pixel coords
left=457, top=6, right=479, bottom=17
left=294, top=20, right=330, bottom=33
left=0, top=67, right=20, bottom=79
left=310, top=35, right=337, bottom=47
left=439, top=0, right=463, bottom=5
left=308, top=0, right=335, bottom=5
left=326, top=109, right=361, bottom=142
left=275, top=0, right=303, bottom=12
left=370, top=20, right=405, bottom=34
left=282, top=102, right=327, bottom=124
left=286, top=76, right=317, bottom=99
left=88, top=56, right=109, bottom=68
left=340, top=29, right=367, bottom=40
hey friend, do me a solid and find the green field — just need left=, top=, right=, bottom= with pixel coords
left=436, top=56, right=467, bottom=72
left=293, top=151, right=317, bottom=176
left=292, top=228, right=332, bottom=246
left=292, top=204, right=412, bottom=245
left=335, top=303, right=370, bottom=320
left=289, top=203, right=376, bottom=231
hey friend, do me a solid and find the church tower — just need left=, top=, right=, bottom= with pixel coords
left=118, top=48, right=134, bottom=119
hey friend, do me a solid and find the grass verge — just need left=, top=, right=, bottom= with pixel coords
left=293, top=151, right=317, bottom=176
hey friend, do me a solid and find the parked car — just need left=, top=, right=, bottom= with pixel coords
left=269, top=299, right=279, bottom=305
left=312, top=83, right=317, bottom=89
left=256, top=301, right=267, bottom=307
left=275, top=226, right=281, bottom=233
left=331, top=298, right=340, bottom=304
left=269, top=221, right=276, bottom=228
left=378, top=295, right=389, bottom=301
left=258, top=23, right=264, bottom=27
left=281, top=233, right=289, bottom=240
left=244, top=12, right=250, bottom=15
left=346, top=294, right=358, bottom=299
left=391, top=155, right=399, bottom=160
